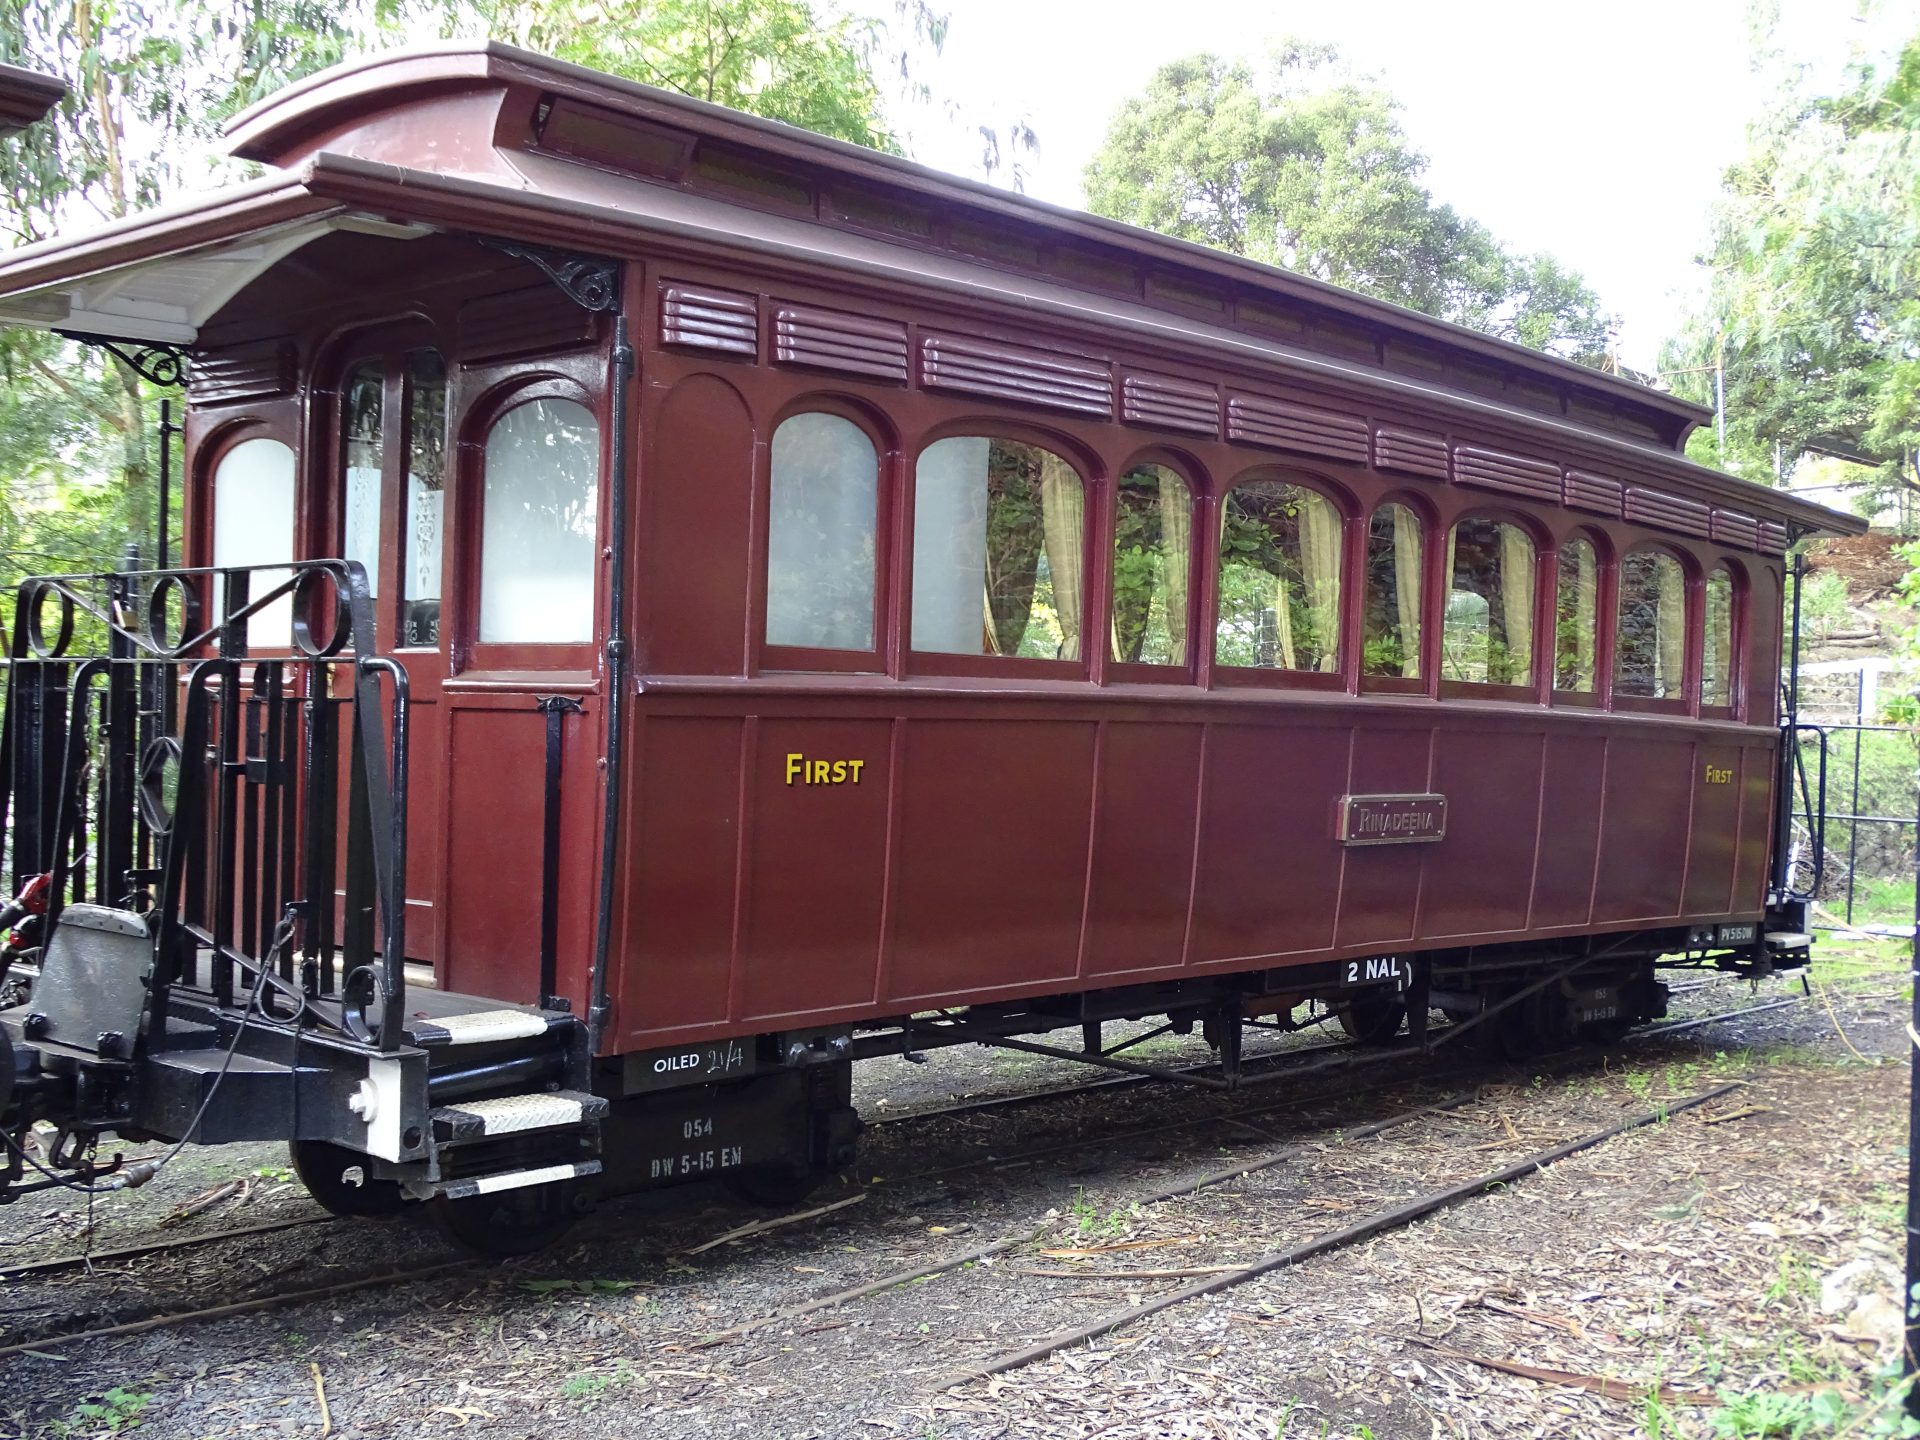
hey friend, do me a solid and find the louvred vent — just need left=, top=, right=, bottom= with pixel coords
left=1709, top=508, right=1760, bottom=549
left=1564, top=470, right=1624, bottom=517
left=773, top=303, right=908, bottom=383
left=660, top=283, right=757, bottom=356
left=1758, top=520, right=1789, bottom=555
left=1371, top=426, right=1447, bottom=479
left=1226, top=394, right=1368, bottom=463
left=187, top=339, right=294, bottom=405
left=920, top=333, right=1112, bottom=416
left=1453, top=446, right=1561, bottom=503
left=1121, top=372, right=1219, bottom=436
left=1624, top=486, right=1711, bottom=538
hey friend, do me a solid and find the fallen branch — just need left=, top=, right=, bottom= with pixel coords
left=1014, top=1265, right=1246, bottom=1280
left=1406, top=1338, right=1715, bottom=1405
left=310, top=1361, right=332, bottom=1436
left=1702, top=1105, right=1772, bottom=1126
left=676, top=1193, right=864, bottom=1257
left=158, top=1178, right=245, bottom=1229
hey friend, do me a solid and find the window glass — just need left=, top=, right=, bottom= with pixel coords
left=479, top=398, right=599, bottom=644
left=1111, top=464, right=1191, bottom=665
left=911, top=436, right=1084, bottom=659
left=1442, top=518, right=1535, bottom=685
left=212, top=437, right=295, bottom=650
left=1554, top=538, right=1599, bottom=692
left=1363, top=503, right=1422, bottom=678
left=1703, top=566, right=1736, bottom=706
left=1615, top=549, right=1687, bottom=698
left=403, top=350, right=447, bottom=647
left=766, top=412, right=879, bottom=651
left=340, top=362, right=383, bottom=596
left=1216, top=479, right=1342, bottom=672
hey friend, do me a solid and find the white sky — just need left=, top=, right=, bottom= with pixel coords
left=897, top=0, right=1917, bottom=370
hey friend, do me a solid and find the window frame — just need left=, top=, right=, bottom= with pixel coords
left=758, top=396, right=894, bottom=675
left=898, top=420, right=1097, bottom=681
left=1610, top=542, right=1695, bottom=715
left=1357, top=491, right=1433, bottom=697
left=1209, top=467, right=1352, bottom=694
left=1699, top=558, right=1745, bottom=720
left=1105, top=449, right=1202, bottom=686
left=200, top=420, right=301, bottom=656
left=455, top=373, right=604, bottom=675
left=1436, top=510, right=1545, bottom=703
left=1547, top=527, right=1611, bottom=711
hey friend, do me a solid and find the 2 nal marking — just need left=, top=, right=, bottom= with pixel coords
left=785, top=753, right=866, bottom=786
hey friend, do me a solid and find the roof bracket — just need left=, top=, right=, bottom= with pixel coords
left=478, top=237, right=618, bottom=314
left=56, top=329, right=188, bottom=387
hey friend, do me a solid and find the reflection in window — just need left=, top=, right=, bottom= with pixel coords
left=911, top=437, right=1084, bottom=659
left=1111, top=465, right=1191, bottom=665
left=1703, top=567, right=1736, bottom=706
left=1442, top=518, right=1534, bottom=685
left=1554, top=538, right=1599, bottom=691
left=1215, top=480, right=1342, bottom=673
left=1363, top=503, right=1422, bottom=678
left=341, top=362, right=383, bottom=594
left=479, top=398, right=599, bottom=644
left=1615, top=549, right=1686, bottom=698
left=404, top=350, right=447, bottom=647
left=766, top=413, right=878, bottom=651
left=213, top=437, right=296, bottom=650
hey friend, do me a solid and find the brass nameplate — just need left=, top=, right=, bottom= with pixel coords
left=1339, top=793, right=1446, bottom=846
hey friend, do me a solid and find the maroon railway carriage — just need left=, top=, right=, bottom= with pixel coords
left=0, top=44, right=1862, bottom=1250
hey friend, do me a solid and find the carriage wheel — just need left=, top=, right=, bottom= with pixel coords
left=1335, top=995, right=1406, bottom=1046
left=288, top=1140, right=407, bottom=1218
left=428, top=1177, right=583, bottom=1257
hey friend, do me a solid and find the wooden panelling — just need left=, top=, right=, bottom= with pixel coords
left=1624, top=486, right=1711, bottom=539
left=187, top=338, right=295, bottom=404
left=1225, top=394, right=1369, bottom=464
left=1709, top=508, right=1760, bottom=550
left=1564, top=470, right=1624, bottom=518
left=643, top=374, right=755, bottom=675
left=772, top=302, right=908, bottom=383
left=1372, top=425, right=1448, bottom=480
left=1531, top=733, right=1608, bottom=928
left=1083, top=723, right=1204, bottom=977
left=659, top=282, right=758, bottom=356
left=919, top=333, right=1113, bottom=416
left=1683, top=740, right=1743, bottom=916
left=458, top=286, right=598, bottom=363
left=1335, top=727, right=1428, bottom=948
left=1453, top=445, right=1561, bottom=504
left=1592, top=738, right=1692, bottom=921
left=1421, top=729, right=1545, bottom=939
left=1121, top=372, right=1220, bottom=437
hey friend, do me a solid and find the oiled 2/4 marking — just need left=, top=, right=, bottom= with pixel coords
left=785, top=753, right=866, bottom=786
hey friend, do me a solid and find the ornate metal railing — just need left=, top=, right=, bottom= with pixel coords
left=0, top=559, right=409, bottom=1050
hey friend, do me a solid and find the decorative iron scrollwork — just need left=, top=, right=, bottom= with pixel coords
left=56, top=329, right=189, bottom=387
left=479, top=238, right=620, bottom=313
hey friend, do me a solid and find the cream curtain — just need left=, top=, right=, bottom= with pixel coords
left=1655, top=558, right=1686, bottom=697
left=1391, top=506, right=1422, bottom=678
left=1440, top=526, right=1461, bottom=680
left=1297, top=489, right=1342, bottom=672
left=1575, top=548, right=1598, bottom=688
left=1558, top=544, right=1598, bottom=690
left=1039, top=453, right=1084, bottom=660
left=1159, top=471, right=1191, bottom=665
left=1497, top=525, right=1535, bottom=683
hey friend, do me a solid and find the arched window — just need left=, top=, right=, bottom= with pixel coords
left=1111, top=464, right=1192, bottom=666
left=1703, top=566, right=1737, bottom=707
left=478, top=398, right=599, bottom=644
left=1363, top=503, right=1422, bottom=679
left=1215, top=479, right=1342, bottom=673
left=1442, top=518, right=1535, bottom=686
left=1615, top=549, right=1687, bottom=699
left=766, top=412, right=879, bottom=652
left=212, top=436, right=295, bottom=650
left=1554, top=537, right=1600, bottom=692
left=911, top=436, right=1084, bottom=660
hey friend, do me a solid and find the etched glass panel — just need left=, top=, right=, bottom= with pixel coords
left=212, top=437, right=295, bottom=650
left=341, top=362, right=383, bottom=597
left=1615, top=549, right=1687, bottom=698
left=403, top=349, right=447, bottom=647
left=479, top=399, right=599, bottom=644
left=766, top=412, right=878, bottom=651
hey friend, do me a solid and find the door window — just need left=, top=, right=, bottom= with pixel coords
left=212, top=437, right=295, bottom=649
left=479, top=398, right=600, bottom=644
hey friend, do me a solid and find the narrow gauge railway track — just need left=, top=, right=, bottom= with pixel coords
left=0, top=994, right=1804, bottom=1358
left=1, top=997, right=1798, bottom=1290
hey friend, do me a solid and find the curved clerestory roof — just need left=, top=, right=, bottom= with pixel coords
left=0, top=41, right=1865, bottom=539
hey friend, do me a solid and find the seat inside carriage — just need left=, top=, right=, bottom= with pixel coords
left=0, top=43, right=1862, bottom=1253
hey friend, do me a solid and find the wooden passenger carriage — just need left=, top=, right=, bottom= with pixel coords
left=0, top=44, right=1863, bottom=1248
